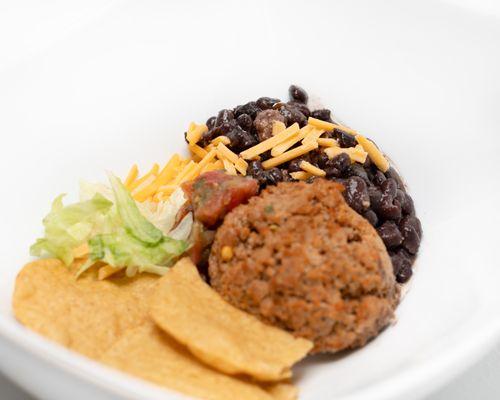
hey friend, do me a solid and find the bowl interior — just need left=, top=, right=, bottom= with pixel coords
left=1, top=1, right=500, bottom=399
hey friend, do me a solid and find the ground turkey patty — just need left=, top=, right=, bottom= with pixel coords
left=209, top=179, right=399, bottom=353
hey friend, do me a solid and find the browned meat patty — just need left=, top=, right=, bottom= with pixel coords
left=209, top=179, right=399, bottom=353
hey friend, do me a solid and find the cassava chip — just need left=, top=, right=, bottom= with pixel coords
left=100, top=321, right=279, bottom=400
left=149, top=258, right=313, bottom=382
left=12, top=259, right=158, bottom=359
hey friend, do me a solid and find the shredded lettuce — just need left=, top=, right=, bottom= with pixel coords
left=31, top=175, right=190, bottom=276
left=30, top=194, right=113, bottom=265
left=80, top=180, right=187, bottom=236
left=108, top=174, right=163, bottom=245
left=87, top=232, right=187, bottom=276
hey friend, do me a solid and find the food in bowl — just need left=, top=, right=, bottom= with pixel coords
left=12, top=85, right=422, bottom=399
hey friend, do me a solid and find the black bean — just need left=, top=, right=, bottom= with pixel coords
left=215, top=109, right=235, bottom=127
left=254, top=109, right=286, bottom=141
left=256, top=97, right=281, bottom=110
left=391, top=249, right=413, bottom=283
left=337, top=130, right=357, bottom=148
left=266, top=168, right=284, bottom=185
left=226, top=125, right=258, bottom=152
left=197, top=129, right=216, bottom=147
left=236, top=114, right=253, bottom=131
left=396, top=189, right=406, bottom=210
left=385, top=167, right=406, bottom=191
left=363, top=156, right=373, bottom=169
left=259, top=150, right=273, bottom=161
left=247, top=160, right=268, bottom=187
left=402, top=193, right=415, bottom=215
left=375, top=178, right=402, bottom=220
left=377, top=221, right=403, bottom=248
left=247, top=160, right=264, bottom=176
left=346, top=164, right=370, bottom=182
left=281, top=169, right=293, bottom=182
left=206, top=116, right=216, bottom=130
left=399, top=215, right=422, bottom=254
left=288, top=101, right=310, bottom=118
left=372, top=170, right=387, bottom=186
left=211, top=120, right=237, bottom=136
left=311, top=109, right=332, bottom=122
left=279, top=104, right=307, bottom=127
left=368, top=186, right=383, bottom=209
left=377, top=200, right=402, bottom=221
left=363, top=210, right=378, bottom=227
left=288, top=84, right=308, bottom=103
left=308, top=149, right=329, bottom=169
left=344, top=176, right=370, bottom=213
left=234, top=101, right=260, bottom=119
left=381, top=178, right=398, bottom=198
left=325, top=153, right=350, bottom=178
left=288, top=159, right=303, bottom=172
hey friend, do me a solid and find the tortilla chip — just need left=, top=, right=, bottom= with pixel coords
left=100, top=321, right=278, bottom=400
left=264, top=383, right=298, bottom=400
left=149, top=258, right=313, bottom=382
left=12, top=259, right=158, bottom=359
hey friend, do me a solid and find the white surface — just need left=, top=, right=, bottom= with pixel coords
left=1, top=1, right=500, bottom=399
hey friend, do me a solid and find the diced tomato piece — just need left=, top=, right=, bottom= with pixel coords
left=182, top=171, right=259, bottom=228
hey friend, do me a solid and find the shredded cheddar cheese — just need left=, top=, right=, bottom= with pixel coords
left=124, top=164, right=139, bottom=188
left=202, top=160, right=223, bottom=173
left=302, top=128, right=324, bottom=144
left=240, top=123, right=300, bottom=160
left=300, top=160, right=326, bottom=177
left=131, top=174, right=156, bottom=196
left=308, top=117, right=358, bottom=135
left=189, top=144, right=208, bottom=159
left=198, top=148, right=217, bottom=169
left=211, top=136, right=231, bottom=146
left=308, top=117, right=336, bottom=132
left=216, top=143, right=248, bottom=175
left=317, top=138, right=339, bottom=147
left=185, top=123, right=208, bottom=145
left=272, top=121, right=286, bottom=136
left=128, top=163, right=159, bottom=191
left=126, top=115, right=388, bottom=205
left=290, top=171, right=311, bottom=180
left=222, top=159, right=237, bottom=175
left=262, top=141, right=318, bottom=170
left=355, top=135, right=389, bottom=172
left=133, top=155, right=182, bottom=202
left=325, top=145, right=368, bottom=164
left=271, top=125, right=313, bottom=157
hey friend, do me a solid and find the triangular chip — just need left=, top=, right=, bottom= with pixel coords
left=149, top=258, right=313, bottom=381
left=100, top=321, right=278, bottom=400
left=12, top=259, right=158, bottom=358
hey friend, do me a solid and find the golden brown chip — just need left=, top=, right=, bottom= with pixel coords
left=149, top=258, right=313, bottom=382
left=264, top=383, right=299, bottom=400
left=12, top=259, right=158, bottom=359
left=100, top=321, right=278, bottom=400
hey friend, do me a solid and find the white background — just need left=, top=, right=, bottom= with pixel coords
left=0, top=1, right=499, bottom=399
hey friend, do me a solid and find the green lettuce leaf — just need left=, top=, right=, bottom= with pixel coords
left=30, top=193, right=113, bottom=265
left=31, top=174, right=189, bottom=277
left=108, top=174, right=163, bottom=245
left=87, top=232, right=188, bottom=275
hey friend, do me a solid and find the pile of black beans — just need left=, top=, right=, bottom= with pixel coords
left=194, top=85, right=422, bottom=283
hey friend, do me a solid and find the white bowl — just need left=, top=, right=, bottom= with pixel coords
left=1, top=1, right=500, bottom=399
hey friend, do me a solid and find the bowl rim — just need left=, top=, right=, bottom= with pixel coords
left=1, top=309, right=500, bottom=400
